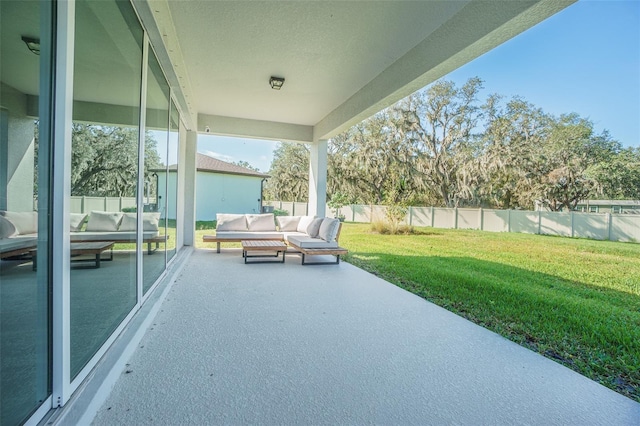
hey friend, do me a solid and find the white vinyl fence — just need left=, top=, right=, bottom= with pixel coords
left=265, top=201, right=640, bottom=244
left=70, top=196, right=138, bottom=213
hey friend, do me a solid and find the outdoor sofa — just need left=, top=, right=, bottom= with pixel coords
left=0, top=211, right=167, bottom=261
left=68, top=211, right=167, bottom=253
left=203, top=213, right=348, bottom=263
left=0, top=211, right=39, bottom=260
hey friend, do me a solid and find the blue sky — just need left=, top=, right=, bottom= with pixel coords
left=198, top=0, right=640, bottom=172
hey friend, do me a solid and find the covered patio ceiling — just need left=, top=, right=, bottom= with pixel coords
left=134, top=0, right=575, bottom=142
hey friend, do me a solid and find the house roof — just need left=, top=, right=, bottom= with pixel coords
left=186, top=153, right=269, bottom=178
left=159, top=153, right=268, bottom=178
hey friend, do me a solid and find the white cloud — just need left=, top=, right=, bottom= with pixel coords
left=200, top=150, right=235, bottom=163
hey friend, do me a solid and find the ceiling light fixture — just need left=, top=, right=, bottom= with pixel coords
left=269, top=76, right=285, bottom=90
left=21, top=36, right=40, bottom=55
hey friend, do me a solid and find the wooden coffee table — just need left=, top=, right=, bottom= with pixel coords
left=31, top=241, right=114, bottom=270
left=69, top=242, right=114, bottom=269
left=241, top=240, right=287, bottom=264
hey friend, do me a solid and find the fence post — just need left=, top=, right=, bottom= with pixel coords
left=507, top=209, right=511, bottom=233
left=570, top=212, right=575, bottom=238
left=408, top=206, right=413, bottom=226
left=607, top=213, right=613, bottom=241
left=538, top=210, right=542, bottom=235
left=479, top=207, right=484, bottom=230
left=292, top=203, right=296, bottom=216
left=82, top=196, right=85, bottom=214
left=431, top=206, right=435, bottom=228
left=352, top=204, right=355, bottom=222
left=454, top=207, right=458, bottom=229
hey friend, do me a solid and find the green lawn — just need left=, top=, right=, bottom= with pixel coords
left=338, top=223, right=640, bottom=402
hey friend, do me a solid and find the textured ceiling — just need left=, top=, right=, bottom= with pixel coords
left=167, top=1, right=467, bottom=126
left=2, top=0, right=575, bottom=140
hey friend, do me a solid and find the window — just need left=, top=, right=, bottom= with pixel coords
left=1, top=1, right=53, bottom=423
left=70, top=0, right=143, bottom=379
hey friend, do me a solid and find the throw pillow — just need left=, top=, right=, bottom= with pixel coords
left=296, top=215, right=315, bottom=233
left=143, top=212, right=160, bottom=231
left=117, top=212, right=160, bottom=231
left=216, top=214, right=248, bottom=231
left=0, top=215, right=16, bottom=239
left=306, top=217, right=324, bottom=238
left=318, top=218, right=341, bottom=242
left=1, top=211, right=38, bottom=235
left=276, top=216, right=300, bottom=231
left=118, top=213, right=137, bottom=231
left=86, top=211, right=123, bottom=232
left=69, top=213, right=88, bottom=232
left=247, top=214, right=276, bottom=231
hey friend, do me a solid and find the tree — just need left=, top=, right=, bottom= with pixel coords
left=393, top=77, right=484, bottom=207
left=588, top=146, right=640, bottom=200
left=329, top=112, right=419, bottom=205
left=536, top=114, right=618, bottom=211
left=476, top=96, right=551, bottom=209
left=71, top=123, right=161, bottom=197
left=233, top=160, right=261, bottom=172
left=264, top=142, right=309, bottom=201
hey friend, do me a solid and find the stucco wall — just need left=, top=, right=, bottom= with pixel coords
left=196, top=172, right=263, bottom=221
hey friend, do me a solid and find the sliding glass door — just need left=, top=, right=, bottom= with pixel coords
left=0, top=1, right=53, bottom=424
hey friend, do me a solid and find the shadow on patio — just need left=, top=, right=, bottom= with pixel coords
left=91, top=248, right=639, bottom=425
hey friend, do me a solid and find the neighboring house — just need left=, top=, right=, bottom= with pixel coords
left=535, top=199, right=640, bottom=214
left=574, top=200, right=640, bottom=214
left=157, top=153, right=269, bottom=221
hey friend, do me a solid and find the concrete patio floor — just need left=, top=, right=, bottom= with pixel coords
left=91, top=248, right=639, bottom=425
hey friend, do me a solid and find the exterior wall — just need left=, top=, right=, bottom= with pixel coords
left=196, top=172, right=263, bottom=221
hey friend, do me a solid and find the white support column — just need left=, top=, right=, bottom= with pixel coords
left=52, top=0, right=75, bottom=408
left=183, top=129, right=197, bottom=245
left=136, top=33, right=149, bottom=305
left=308, top=139, right=328, bottom=217
left=175, top=123, right=187, bottom=249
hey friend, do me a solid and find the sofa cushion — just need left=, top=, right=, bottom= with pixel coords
left=281, top=231, right=308, bottom=242
left=118, top=212, right=161, bottom=231
left=216, top=214, right=248, bottom=231
left=70, top=213, right=88, bottom=232
left=296, top=216, right=315, bottom=233
left=0, top=215, right=16, bottom=239
left=1, top=211, right=38, bottom=235
left=0, top=235, right=37, bottom=253
left=288, top=235, right=339, bottom=249
left=318, top=218, right=341, bottom=242
left=214, top=231, right=282, bottom=240
left=276, top=216, right=300, bottom=231
left=306, top=217, right=324, bottom=238
left=70, top=230, right=159, bottom=242
left=86, top=211, right=123, bottom=232
left=247, top=214, right=276, bottom=231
